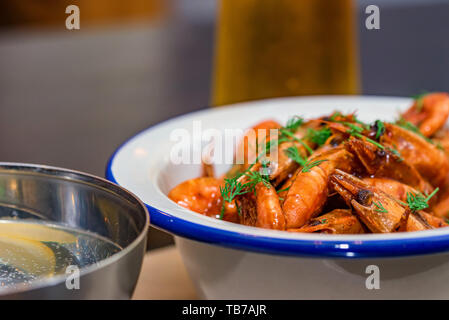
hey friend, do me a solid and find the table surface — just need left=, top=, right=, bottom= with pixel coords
left=133, top=245, right=198, bottom=300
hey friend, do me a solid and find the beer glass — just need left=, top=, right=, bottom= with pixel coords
left=212, top=0, right=359, bottom=106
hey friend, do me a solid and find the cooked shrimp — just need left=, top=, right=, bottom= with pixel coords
left=380, top=123, right=449, bottom=187
left=168, top=177, right=238, bottom=222
left=254, top=182, right=285, bottom=230
left=362, top=177, right=420, bottom=203
left=168, top=94, right=449, bottom=235
left=330, top=169, right=406, bottom=233
left=432, top=128, right=449, bottom=157
left=431, top=187, right=449, bottom=218
left=346, top=136, right=433, bottom=194
left=417, top=211, right=449, bottom=228
left=404, top=211, right=448, bottom=231
left=236, top=192, right=257, bottom=226
left=267, top=125, right=310, bottom=186
left=288, top=209, right=364, bottom=234
left=282, top=147, right=353, bottom=228
left=401, top=92, right=449, bottom=137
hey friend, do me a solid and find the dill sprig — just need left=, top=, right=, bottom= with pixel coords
left=277, top=186, right=291, bottom=194
left=344, top=122, right=364, bottom=134
left=374, top=120, right=385, bottom=139
left=219, top=169, right=270, bottom=219
left=284, top=146, right=327, bottom=172
left=306, top=127, right=332, bottom=146
left=220, top=178, right=249, bottom=204
left=345, top=121, right=404, bottom=161
left=285, top=116, right=304, bottom=132
left=285, top=146, right=307, bottom=166
left=399, top=188, right=439, bottom=212
left=329, top=111, right=343, bottom=121
left=220, top=115, right=306, bottom=219
left=245, top=170, right=270, bottom=190
left=373, top=200, right=388, bottom=213
left=301, top=159, right=328, bottom=173
left=279, top=129, right=314, bottom=155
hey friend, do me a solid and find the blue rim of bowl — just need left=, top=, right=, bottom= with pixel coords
left=105, top=114, right=449, bottom=259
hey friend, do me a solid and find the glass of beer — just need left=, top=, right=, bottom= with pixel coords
left=212, top=0, right=359, bottom=106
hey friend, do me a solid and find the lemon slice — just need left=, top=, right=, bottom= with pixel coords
left=0, top=235, right=56, bottom=277
left=0, top=221, right=76, bottom=243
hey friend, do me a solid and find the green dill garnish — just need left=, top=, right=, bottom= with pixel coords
left=285, top=116, right=304, bottom=132
left=354, top=117, right=371, bottom=130
left=219, top=116, right=311, bottom=219
left=329, top=112, right=343, bottom=121
left=374, top=120, right=385, bottom=139
left=344, top=122, right=364, bottom=134
left=285, top=145, right=327, bottom=172
left=373, top=200, right=388, bottom=213
left=306, top=127, right=332, bottom=146
left=350, top=131, right=385, bottom=151
left=386, top=147, right=404, bottom=161
left=320, top=218, right=328, bottom=224
left=219, top=178, right=248, bottom=219
left=396, top=117, right=421, bottom=134
left=285, top=146, right=307, bottom=166
left=220, top=178, right=248, bottom=204
left=277, top=186, right=291, bottom=194
left=399, top=188, right=439, bottom=212
left=280, top=128, right=314, bottom=155
left=338, top=121, right=387, bottom=149
left=245, top=170, right=270, bottom=190
left=219, top=166, right=271, bottom=219
left=342, top=121, right=405, bottom=161
left=301, top=159, right=328, bottom=173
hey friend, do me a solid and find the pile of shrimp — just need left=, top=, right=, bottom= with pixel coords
left=169, top=92, right=449, bottom=234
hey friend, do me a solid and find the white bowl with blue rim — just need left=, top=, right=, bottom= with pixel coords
left=106, top=96, right=449, bottom=299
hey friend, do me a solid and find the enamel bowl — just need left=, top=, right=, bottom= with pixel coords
left=107, top=96, right=449, bottom=299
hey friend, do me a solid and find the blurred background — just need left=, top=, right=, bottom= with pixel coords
left=0, top=0, right=448, bottom=249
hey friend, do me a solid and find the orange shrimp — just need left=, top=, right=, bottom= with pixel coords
left=168, top=177, right=238, bottom=222
left=380, top=123, right=449, bottom=187
left=254, top=182, right=285, bottom=230
left=431, top=187, right=449, bottom=218
left=362, top=177, right=420, bottom=203
left=282, top=147, right=354, bottom=228
left=287, top=209, right=364, bottom=234
left=404, top=211, right=448, bottom=232
left=401, top=92, right=449, bottom=137
left=267, top=125, right=310, bottom=186
left=330, top=169, right=406, bottom=233
left=346, top=136, right=433, bottom=195
left=432, top=128, right=449, bottom=157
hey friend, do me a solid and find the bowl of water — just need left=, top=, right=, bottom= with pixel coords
left=0, top=163, right=149, bottom=299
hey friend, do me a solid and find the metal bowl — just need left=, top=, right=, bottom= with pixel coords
left=0, top=163, right=149, bottom=299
